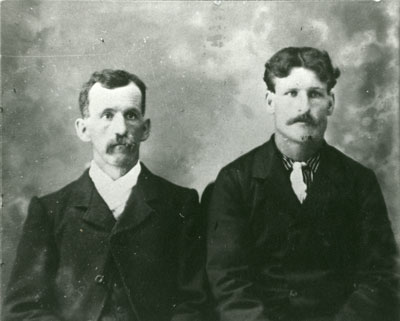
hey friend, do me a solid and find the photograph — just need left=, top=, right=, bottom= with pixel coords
left=2, top=1, right=399, bottom=320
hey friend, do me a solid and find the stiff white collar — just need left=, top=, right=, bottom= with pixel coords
left=89, top=160, right=141, bottom=219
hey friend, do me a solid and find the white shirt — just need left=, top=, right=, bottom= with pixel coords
left=89, top=160, right=141, bottom=219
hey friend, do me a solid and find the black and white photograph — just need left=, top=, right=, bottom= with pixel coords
left=2, top=1, right=399, bottom=320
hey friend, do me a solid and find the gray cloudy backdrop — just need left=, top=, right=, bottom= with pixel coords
left=2, top=0, right=399, bottom=291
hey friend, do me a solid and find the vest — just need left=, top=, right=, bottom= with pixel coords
left=98, top=257, right=137, bottom=321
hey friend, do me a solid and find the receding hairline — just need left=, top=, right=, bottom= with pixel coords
left=89, top=81, right=142, bottom=95
left=78, top=69, right=147, bottom=117
left=86, top=81, right=144, bottom=115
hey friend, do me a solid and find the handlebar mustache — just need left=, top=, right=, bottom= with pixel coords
left=286, top=113, right=317, bottom=126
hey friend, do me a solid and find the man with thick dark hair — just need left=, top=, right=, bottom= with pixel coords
left=5, top=69, right=207, bottom=321
left=206, top=47, right=398, bottom=321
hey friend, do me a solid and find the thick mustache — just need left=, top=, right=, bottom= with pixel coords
left=106, top=137, right=136, bottom=153
left=287, top=113, right=317, bottom=126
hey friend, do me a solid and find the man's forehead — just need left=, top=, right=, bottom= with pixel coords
left=275, top=67, right=327, bottom=90
left=88, top=82, right=142, bottom=108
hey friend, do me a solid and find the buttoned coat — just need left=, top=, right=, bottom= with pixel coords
left=5, top=164, right=206, bottom=321
left=206, top=137, right=398, bottom=321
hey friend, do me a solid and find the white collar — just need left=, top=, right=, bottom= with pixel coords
left=89, top=160, right=141, bottom=188
left=89, top=160, right=141, bottom=217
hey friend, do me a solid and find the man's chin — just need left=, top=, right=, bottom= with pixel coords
left=281, top=130, right=323, bottom=145
left=299, top=135, right=316, bottom=142
left=105, top=154, right=137, bottom=168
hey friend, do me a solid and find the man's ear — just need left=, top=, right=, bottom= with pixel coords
left=140, top=118, right=151, bottom=142
left=75, top=118, right=91, bottom=142
left=327, top=93, right=335, bottom=116
left=266, top=90, right=275, bottom=114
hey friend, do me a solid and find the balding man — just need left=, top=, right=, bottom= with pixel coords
left=5, top=70, right=207, bottom=321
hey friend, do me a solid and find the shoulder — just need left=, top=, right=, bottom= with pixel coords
left=219, top=142, right=269, bottom=176
left=322, top=144, right=383, bottom=198
left=206, top=142, right=272, bottom=202
left=324, top=144, right=376, bottom=179
left=140, top=165, right=199, bottom=221
left=141, top=164, right=198, bottom=202
left=153, top=172, right=197, bottom=197
left=36, top=171, right=91, bottom=211
left=22, top=171, right=91, bottom=228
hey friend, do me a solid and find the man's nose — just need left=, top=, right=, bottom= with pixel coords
left=296, top=92, right=311, bottom=114
left=110, top=113, right=127, bottom=135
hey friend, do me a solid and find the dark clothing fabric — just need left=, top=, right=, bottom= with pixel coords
left=98, top=258, right=137, bottom=321
left=5, top=164, right=207, bottom=321
left=206, top=137, right=399, bottom=321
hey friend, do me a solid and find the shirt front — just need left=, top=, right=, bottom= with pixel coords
left=89, top=160, right=141, bottom=219
left=281, top=153, right=320, bottom=189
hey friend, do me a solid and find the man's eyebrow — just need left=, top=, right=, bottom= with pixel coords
left=100, top=108, right=115, bottom=113
left=308, top=86, right=325, bottom=90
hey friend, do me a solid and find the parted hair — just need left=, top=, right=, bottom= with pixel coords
left=78, top=69, right=147, bottom=117
left=263, top=47, right=340, bottom=93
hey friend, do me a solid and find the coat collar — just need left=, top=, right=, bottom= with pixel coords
left=252, top=134, right=283, bottom=180
left=251, top=135, right=300, bottom=208
left=251, top=135, right=348, bottom=209
left=112, top=164, right=159, bottom=235
left=69, top=163, right=160, bottom=233
left=252, top=135, right=346, bottom=187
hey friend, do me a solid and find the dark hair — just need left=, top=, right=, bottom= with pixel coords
left=263, top=47, right=340, bottom=93
left=78, top=69, right=147, bottom=117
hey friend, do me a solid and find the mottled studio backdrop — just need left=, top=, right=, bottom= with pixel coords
left=2, top=0, right=399, bottom=293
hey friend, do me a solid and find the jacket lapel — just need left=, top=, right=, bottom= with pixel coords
left=111, top=164, right=158, bottom=235
left=303, top=144, right=347, bottom=216
left=70, top=170, right=116, bottom=232
left=252, top=137, right=301, bottom=213
left=251, top=137, right=348, bottom=215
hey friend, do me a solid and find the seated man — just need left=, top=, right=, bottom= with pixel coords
left=206, top=47, right=398, bottom=321
left=5, top=69, right=206, bottom=321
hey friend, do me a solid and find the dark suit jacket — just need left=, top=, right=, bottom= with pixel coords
left=5, top=164, right=207, bottom=321
left=206, top=137, right=399, bottom=321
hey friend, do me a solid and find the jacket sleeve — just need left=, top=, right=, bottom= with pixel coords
left=206, top=168, right=270, bottom=321
left=4, top=197, right=63, bottom=321
left=172, top=189, right=209, bottom=321
left=335, top=171, right=399, bottom=321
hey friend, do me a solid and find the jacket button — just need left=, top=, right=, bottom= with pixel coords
left=94, top=274, right=105, bottom=284
left=289, top=289, right=298, bottom=297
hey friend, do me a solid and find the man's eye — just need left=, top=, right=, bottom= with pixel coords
left=125, top=112, right=138, bottom=120
left=286, top=90, right=298, bottom=97
left=309, top=91, right=322, bottom=98
left=102, top=112, right=114, bottom=119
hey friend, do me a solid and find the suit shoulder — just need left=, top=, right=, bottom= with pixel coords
left=324, top=144, right=382, bottom=192
left=145, top=171, right=199, bottom=219
left=147, top=170, right=198, bottom=199
left=326, top=144, right=375, bottom=177
left=38, top=172, right=88, bottom=208
left=220, top=143, right=267, bottom=174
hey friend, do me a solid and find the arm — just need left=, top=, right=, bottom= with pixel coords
left=4, top=197, right=63, bottom=321
left=206, top=168, right=269, bottom=321
left=172, top=189, right=209, bottom=321
left=335, top=171, right=399, bottom=321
